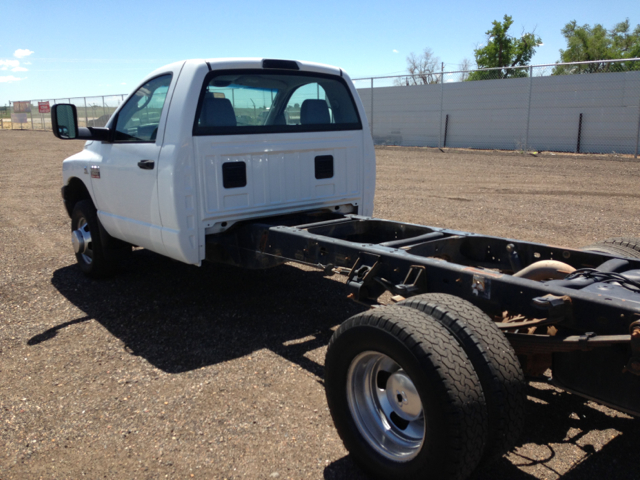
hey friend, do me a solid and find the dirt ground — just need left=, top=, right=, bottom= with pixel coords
left=1, top=130, right=639, bottom=479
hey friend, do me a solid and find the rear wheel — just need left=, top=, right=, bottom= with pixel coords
left=325, top=305, right=487, bottom=480
left=397, top=293, right=526, bottom=464
left=582, top=237, right=640, bottom=259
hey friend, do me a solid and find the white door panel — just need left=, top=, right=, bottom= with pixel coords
left=89, top=71, right=179, bottom=254
left=92, top=142, right=163, bottom=249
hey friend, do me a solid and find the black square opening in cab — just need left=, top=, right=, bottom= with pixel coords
left=222, top=162, right=247, bottom=189
left=315, top=155, right=334, bottom=179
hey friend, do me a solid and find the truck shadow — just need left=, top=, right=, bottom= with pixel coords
left=39, top=249, right=367, bottom=378
left=471, top=381, right=639, bottom=479
left=324, top=382, right=640, bottom=480
left=37, top=251, right=639, bottom=480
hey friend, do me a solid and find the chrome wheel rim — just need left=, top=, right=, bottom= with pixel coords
left=72, top=217, right=93, bottom=265
left=346, top=351, right=425, bottom=461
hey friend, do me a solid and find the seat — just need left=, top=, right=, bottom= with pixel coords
left=200, top=96, right=237, bottom=127
left=300, top=99, right=330, bottom=125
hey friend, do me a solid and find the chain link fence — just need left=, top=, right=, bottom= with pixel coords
left=353, top=58, right=640, bottom=157
left=4, top=59, right=640, bottom=157
left=1, top=94, right=127, bottom=131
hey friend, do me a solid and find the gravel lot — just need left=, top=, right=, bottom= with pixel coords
left=1, top=130, right=639, bottom=479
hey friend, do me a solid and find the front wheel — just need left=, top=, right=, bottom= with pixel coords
left=71, top=200, right=114, bottom=277
left=325, top=306, right=487, bottom=480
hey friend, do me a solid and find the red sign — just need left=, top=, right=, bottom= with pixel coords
left=38, top=101, right=50, bottom=114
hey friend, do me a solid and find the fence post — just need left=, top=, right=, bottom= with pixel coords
left=635, top=93, right=640, bottom=159
left=524, top=65, right=533, bottom=152
left=443, top=114, right=449, bottom=147
left=370, top=78, right=374, bottom=138
left=84, top=97, right=89, bottom=127
left=102, top=96, right=106, bottom=119
left=576, top=113, right=583, bottom=153
left=439, top=63, right=444, bottom=148
left=29, top=103, right=34, bottom=130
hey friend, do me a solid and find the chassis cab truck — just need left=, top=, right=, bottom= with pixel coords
left=53, top=59, right=640, bottom=480
left=57, top=59, right=375, bottom=271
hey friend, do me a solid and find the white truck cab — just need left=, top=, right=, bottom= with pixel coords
left=56, top=58, right=375, bottom=274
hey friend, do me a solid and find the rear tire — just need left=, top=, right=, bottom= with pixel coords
left=325, top=305, right=487, bottom=480
left=582, top=237, right=640, bottom=259
left=397, top=293, right=526, bottom=464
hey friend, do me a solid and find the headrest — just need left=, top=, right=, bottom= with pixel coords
left=201, top=97, right=237, bottom=127
left=300, top=99, right=330, bottom=125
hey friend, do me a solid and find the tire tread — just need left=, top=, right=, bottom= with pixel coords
left=398, top=293, right=526, bottom=463
left=583, top=236, right=640, bottom=259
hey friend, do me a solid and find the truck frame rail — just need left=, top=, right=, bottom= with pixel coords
left=206, top=213, right=640, bottom=417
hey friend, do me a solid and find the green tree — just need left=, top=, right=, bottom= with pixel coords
left=553, top=19, right=640, bottom=74
left=611, top=20, right=640, bottom=58
left=467, top=15, right=541, bottom=81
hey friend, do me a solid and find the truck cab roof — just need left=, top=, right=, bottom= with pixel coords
left=146, top=58, right=343, bottom=80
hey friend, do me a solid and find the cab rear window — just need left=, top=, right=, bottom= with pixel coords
left=193, top=70, right=362, bottom=136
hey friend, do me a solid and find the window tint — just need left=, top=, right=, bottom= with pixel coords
left=194, top=71, right=361, bottom=136
left=115, top=74, right=172, bottom=142
left=285, top=83, right=332, bottom=125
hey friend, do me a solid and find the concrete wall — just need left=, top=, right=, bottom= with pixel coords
left=357, top=70, right=640, bottom=154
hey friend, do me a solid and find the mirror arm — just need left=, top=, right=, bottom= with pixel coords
left=78, top=127, right=111, bottom=141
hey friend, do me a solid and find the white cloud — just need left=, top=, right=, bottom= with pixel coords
left=121, top=82, right=127, bottom=85
left=0, top=59, right=20, bottom=68
left=0, top=75, right=23, bottom=83
left=12, top=66, right=28, bottom=72
left=393, top=49, right=399, bottom=53
left=14, top=49, right=34, bottom=58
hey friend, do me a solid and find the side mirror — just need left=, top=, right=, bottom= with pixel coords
left=51, top=104, right=111, bottom=141
left=52, top=104, right=78, bottom=139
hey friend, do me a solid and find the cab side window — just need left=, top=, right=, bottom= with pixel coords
left=114, top=74, right=172, bottom=142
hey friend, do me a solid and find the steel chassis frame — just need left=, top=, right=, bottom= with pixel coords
left=206, top=213, right=640, bottom=416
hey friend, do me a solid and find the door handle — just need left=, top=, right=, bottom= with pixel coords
left=138, top=160, right=155, bottom=170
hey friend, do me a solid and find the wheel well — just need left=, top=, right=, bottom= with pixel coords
left=63, top=178, right=92, bottom=217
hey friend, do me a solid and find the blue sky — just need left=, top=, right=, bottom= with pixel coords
left=1, top=0, right=638, bottom=106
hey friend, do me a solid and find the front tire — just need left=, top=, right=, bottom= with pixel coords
left=71, top=200, right=114, bottom=277
left=325, top=306, right=487, bottom=480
